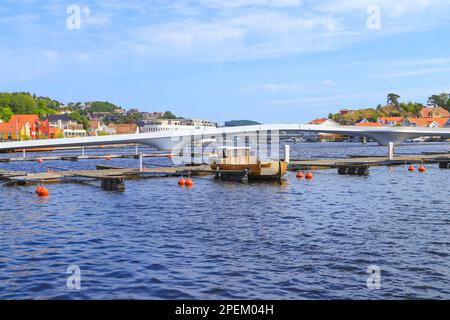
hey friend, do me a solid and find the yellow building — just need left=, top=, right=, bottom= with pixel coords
left=0, top=122, right=31, bottom=141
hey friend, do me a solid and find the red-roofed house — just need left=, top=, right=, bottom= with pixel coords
left=308, top=118, right=339, bottom=126
left=88, top=120, right=116, bottom=136
left=107, top=123, right=139, bottom=135
left=404, top=117, right=450, bottom=128
left=305, top=118, right=342, bottom=141
left=420, top=107, right=450, bottom=118
left=430, top=118, right=450, bottom=128
left=0, top=115, right=51, bottom=141
left=356, top=122, right=382, bottom=127
left=377, top=117, right=404, bottom=126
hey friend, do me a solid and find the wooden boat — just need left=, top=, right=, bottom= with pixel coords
left=210, top=147, right=288, bottom=180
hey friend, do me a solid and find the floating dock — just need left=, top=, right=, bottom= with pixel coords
left=288, top=153, right=450, bottom=170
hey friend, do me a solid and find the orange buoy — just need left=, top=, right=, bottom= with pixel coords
left=38, top=187, right=49, bottom=197
left=418, top=165, right=426, bottom=172
left=37, top=158, right=44, bottom=163
left=408, top=165, right=415, bottom=172
left=185, top=178, right=193, bottom=187
left=167, top=154, right=173, bottom=159
left=296, top=171, right=304, bottom=179
left=35, top=185, right=43, bottom=194
left=105, top=156, right=112, bottom=161
left=178, top=177, right=186, bottom=186
left=305, top=172, right=313, bottom=180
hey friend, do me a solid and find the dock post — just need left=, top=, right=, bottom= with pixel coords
left=135, top=146, right=138, bottom=155
left=81, top=147, right=85, bottom=157
left=284, top=145, right=290, bottom=163
left=23, top=149, right=26, bottom=158
left=139, top=154, right=143, bottom=172
left=388, top=142, right=394, bottom=160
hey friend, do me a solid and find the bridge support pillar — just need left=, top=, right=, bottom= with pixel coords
left=388, top=142, right=395, bottom=160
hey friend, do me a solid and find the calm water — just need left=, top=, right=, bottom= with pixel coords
left=0, top=142, right=449, bottom=299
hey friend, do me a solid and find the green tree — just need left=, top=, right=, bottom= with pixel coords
left=0, top=106, right=13, bottom=122
left=163, top=111, right=177, bottom=119
left=0, top=92, right=60, bottom=117
left=427, top=93, right=449, bottom=108
left=68, top=112, right=89, bottom=130
left=399, top=102, right=424, bottom=116
left=224, top=120, right=261, bottom=127
left=86, top=101, right=120, bottom=113
left=387, top=93, right=400, bottom=106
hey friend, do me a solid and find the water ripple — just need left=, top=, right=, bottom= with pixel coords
left=0, top=143, right=449, bottom=299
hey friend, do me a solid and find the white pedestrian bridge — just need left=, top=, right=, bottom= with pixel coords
left=0, top=124, right=449, bottom=151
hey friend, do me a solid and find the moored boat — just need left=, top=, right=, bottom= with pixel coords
left=210, top=147, right=288, bottom=180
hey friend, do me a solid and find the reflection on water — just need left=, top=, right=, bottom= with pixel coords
left=0, top=142, right=449, bottom=299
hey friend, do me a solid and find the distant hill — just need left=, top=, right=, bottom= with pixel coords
left=224, top=120, right=261, bottom=127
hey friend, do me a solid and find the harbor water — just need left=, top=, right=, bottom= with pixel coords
left=0, top=142, right=449, bottom=299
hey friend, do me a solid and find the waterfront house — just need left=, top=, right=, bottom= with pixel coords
left=107, top=123, right=139, bottom=135
left=10, top=115, right=50, bottom=140
left=305, top=118, right=343, bottom=141
left=404, top=117, right=450, bottom=128
left=339, top=109, right=357, bottom=115
left=48, top=127, right=64, bottom=139
left=0, top=122, right=30, bottom=141
left=377, top=116, right=404, bottom=126
left=0, top=115, right=53, bottom=141
left=88, top=120, right=116, bottom=136
left=138, top=119, right=183, bottom=133
left=430, top=117, right=450, bottom=128
left=356, top=121, right=382, bottom=127
left=420, top=107, right=450, bottom=118
left=46, top=114, right=75, bottom=128
left=45, top=114, right=87, bottom=138
left=181, top=119, right=218, bottom=128
left=0, top=115, right=52, bottom=141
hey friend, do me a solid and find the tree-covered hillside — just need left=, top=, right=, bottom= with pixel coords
left=69, top=101, right=120, bottom=114
left=329, top=92, right=450, bottom=125
left=0, top=92, right=60, bottom=122
left=224, top=120, right=261, bottom=127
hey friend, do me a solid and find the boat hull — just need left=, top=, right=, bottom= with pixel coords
left=210, top=161, right=288, bottom=180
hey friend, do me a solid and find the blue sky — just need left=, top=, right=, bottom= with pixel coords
left=1, top=0, right=450, bottom=123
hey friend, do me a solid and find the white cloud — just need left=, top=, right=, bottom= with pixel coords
left=322, top=79, right=336, bottom=86
left=200, top=0, right=302, bottom=8
left=43, top=50, right=58, bottom=61
left=378, top=66, right=450, bottom=78
left=263, top=90, right=384, bottom=107
left=313, top=0, right=432, bottom=16
left=3, top=0, right=450, bottom=65
left=123, top=12, right=352, bottom=61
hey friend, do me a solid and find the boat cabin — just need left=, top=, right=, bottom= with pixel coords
left=214, top=146, right=255, bottom=165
